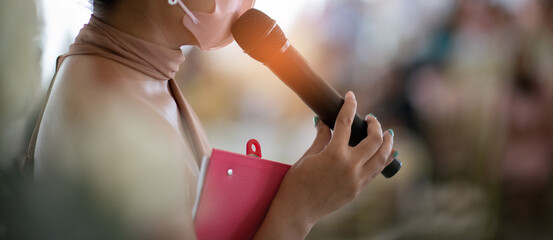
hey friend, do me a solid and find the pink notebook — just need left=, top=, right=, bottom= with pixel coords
left=193, top=140, right=291, bottom=240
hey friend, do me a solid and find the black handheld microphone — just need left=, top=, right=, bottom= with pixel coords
left=231, top=9, right=401, bottom=178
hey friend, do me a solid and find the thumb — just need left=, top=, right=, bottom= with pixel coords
left=303, top=116, right=331, bottom=157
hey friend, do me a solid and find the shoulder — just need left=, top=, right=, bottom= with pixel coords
left=36, top=55, right=185, bottom=163
left=55, top=55, right=146, bottom=97
left=50, top=55, right=163, bottom=124
left=34, top=57, right=198, bottom=239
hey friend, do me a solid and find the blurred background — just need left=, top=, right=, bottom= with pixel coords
left=1, top=0, right=553, bottom=239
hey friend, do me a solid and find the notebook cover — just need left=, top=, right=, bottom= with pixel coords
left=194, top=148, right=291, bottom=240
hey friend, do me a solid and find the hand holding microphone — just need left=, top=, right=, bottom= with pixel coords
left=231, top=9, right=402, bottom=178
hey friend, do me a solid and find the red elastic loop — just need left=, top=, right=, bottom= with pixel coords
left=246, top=139, right=262, bottom=158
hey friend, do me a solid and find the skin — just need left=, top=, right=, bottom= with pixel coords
left=50, top=0, right=395, bottom=239
left=254, top=92, right=394, bottom=239
left=95, top=0, right=206, bottom=49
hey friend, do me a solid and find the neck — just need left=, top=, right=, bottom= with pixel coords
left=94, top=0, right=197, bottom=49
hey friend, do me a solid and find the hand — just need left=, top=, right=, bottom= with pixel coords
left=255, top=91, right=395, bottom=239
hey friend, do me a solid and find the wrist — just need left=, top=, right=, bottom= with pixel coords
left=254, top=192, right=316, bottom=240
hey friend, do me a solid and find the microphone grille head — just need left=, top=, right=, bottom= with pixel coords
left=232, top=9, right=289, bottom=63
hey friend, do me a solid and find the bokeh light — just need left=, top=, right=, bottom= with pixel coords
left=2, top=0, right=552, bottom=239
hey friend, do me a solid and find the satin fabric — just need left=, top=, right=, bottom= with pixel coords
left=25, top=15, right=211, bottom=233
left=26, top=15, right=211, bottom=167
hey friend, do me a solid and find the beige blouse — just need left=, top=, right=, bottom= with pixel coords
left=25, top=15, right=211, bottom=236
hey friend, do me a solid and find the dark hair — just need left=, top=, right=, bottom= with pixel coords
left=90, top=0, right=118, bottom=15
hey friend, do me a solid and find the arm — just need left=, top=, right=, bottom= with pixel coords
left=254, top=91, right=395, bottom=239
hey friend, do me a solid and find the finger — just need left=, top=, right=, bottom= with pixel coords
left=303, top=116, right=332, bottom=157
left=386, top=149, right=399, bottom=166
left=361, top=129, right=394, bottom=181
left=329, top=91, right=357, bottom=148
left=354, top=114, right=384, bottom=161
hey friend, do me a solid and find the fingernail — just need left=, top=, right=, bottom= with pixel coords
left=313, top=116, right=320, bottom=127
left=387, top=129, right=394, bottom=137
left=393, top=150, right=399, bottom=158
left=346, top=91, right=355, bottom=100
left=369, top=113, right=377, bottom=120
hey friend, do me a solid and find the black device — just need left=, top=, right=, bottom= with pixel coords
left=231, top=9, right=401, bottom=178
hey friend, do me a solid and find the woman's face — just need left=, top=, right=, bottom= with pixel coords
left=158, top=0, right=216, bottom=47
left=180, top=0, right=215, bottom=13
left=165, top=0, right=251, bottom=50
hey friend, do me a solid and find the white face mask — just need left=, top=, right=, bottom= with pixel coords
left=168, top=0, right=255, bottom=51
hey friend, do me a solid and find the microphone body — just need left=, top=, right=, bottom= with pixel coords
left=232, top=9, right=401, bottom=178
left=264, top=45, right=368, bottom=147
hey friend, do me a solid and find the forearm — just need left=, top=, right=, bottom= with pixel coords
left=253, top=194, right=315, bottom=240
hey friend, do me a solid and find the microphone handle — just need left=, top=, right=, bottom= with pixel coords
left=263, top=46, right=401, bottom=178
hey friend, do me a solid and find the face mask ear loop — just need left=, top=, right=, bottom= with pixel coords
left=169, top=0, right=200, bottom=24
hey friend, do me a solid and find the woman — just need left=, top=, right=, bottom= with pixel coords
left=26, top=0, right=396, bottom=239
